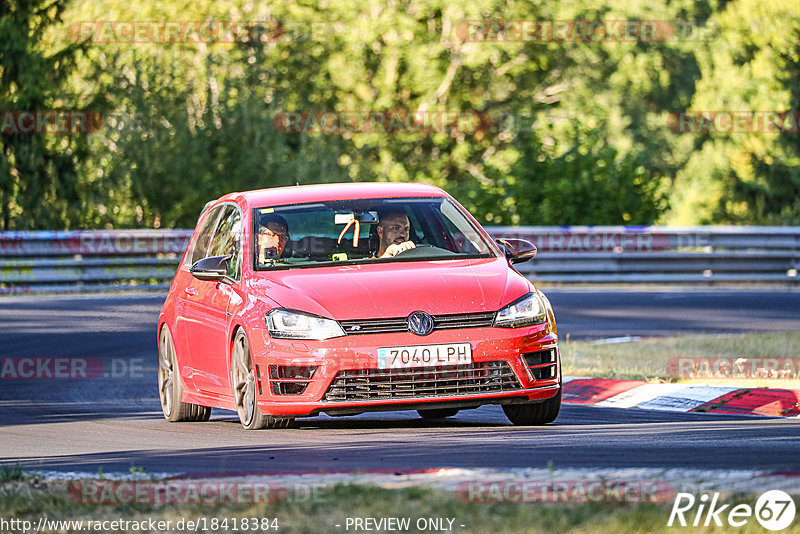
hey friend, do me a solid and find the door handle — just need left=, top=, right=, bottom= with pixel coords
left=184, top=287, right=198, bottom=296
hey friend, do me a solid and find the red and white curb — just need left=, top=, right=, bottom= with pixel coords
left=562, top=377, right=800, bottom=417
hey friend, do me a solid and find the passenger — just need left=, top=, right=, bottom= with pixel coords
left=258, top=214, right=290, bottom=263
left=376, top=210, right=415, bottom=258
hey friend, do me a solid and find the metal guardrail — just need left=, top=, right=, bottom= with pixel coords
left=1, top=227, right=798, bottom=293
left=491, top=226, right=800, bottom=283
left=0, top=230, right=191, bottom=294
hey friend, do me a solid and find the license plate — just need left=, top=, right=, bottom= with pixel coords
left=377, top=343, right=472, bottom=369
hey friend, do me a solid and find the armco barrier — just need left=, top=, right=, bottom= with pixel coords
left=492, top=226, right=800, bottom=284
left=0, top=230, right=192, bottom=294
left=0, top=226, right=798, bottom=293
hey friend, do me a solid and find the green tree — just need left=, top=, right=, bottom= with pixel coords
left=664, top=0, right=800, bottom=224
left=33, top=0, right=791, bottom=229
left=0, top=0, right=97, bottom=230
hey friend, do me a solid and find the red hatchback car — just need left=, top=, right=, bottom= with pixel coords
left=158, top=182, right=560, bottom=429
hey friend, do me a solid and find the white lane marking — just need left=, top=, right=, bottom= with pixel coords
left=636, top=385, right=741, bottom=412
left=591, top=336, right=642, bottom=345
left=595, top=384, right=689, bottom=408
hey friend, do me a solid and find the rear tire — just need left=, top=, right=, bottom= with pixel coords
left=417, top=408, right=459, bottom=419
left=502, top=388, right=561, bottom=426
left=231, top=329, right=293, bottom=430
left=158, top=325, right=211, bottom=422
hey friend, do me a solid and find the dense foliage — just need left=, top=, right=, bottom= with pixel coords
left=1, top=0, right=798, bottom=229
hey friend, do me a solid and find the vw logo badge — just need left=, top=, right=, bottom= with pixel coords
left=408, top=311, right=434, bottom=336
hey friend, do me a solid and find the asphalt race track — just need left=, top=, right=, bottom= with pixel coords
left=1, top=289, right=799, bottom=476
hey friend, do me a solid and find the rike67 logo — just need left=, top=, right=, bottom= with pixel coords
left=669, top=490, right=796, bottom=531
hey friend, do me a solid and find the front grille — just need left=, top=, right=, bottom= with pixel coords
left=323, top=361, right=521, bottom=402
left=339, top=318, right=408, bottom=335
left=434, top=312, right=497, bottom=330
left=339, top=311, right=496, bottom=335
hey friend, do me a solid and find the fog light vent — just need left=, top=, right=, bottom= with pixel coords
left=268, top=365, right=317, bottom=396
left=271, top=382, right=309, bottom=395
left=522, top=349, right=557, bottom=381
left=269, top=365, right=317, bottom=380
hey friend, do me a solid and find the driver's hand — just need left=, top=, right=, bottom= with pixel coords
left=381, top=241, right=415, bottom=258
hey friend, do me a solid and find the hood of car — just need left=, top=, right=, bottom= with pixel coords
left=247, top=258, right=532, bottom=320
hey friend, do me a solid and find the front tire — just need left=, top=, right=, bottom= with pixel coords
left=158, top=325, right=211, bottom=422
left=231, top=329, right=292, bottom=430
left=502, top=388, right=561, bottom=426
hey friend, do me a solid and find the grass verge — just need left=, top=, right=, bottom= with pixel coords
left=560, top=331, right=800, bottom=386
left=2, top=479, right=797, bottom=534
left=0, top=464, right=25, bottom=483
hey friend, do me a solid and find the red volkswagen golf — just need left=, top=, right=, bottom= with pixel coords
left=158, top=182, right=560, bottom=429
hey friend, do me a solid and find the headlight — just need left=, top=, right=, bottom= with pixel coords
left=266, top=309, right=345, bottom=340
left=494, top=292, right=547, bottom=328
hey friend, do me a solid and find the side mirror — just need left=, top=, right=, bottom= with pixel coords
left=190, top=255, right=234, bottom=283
left=496, top=238, right=537, bottom=264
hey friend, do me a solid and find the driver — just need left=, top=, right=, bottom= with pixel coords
left=258, top=214, right=290, bottom=263
left=377, top=210, right=415, bottom=258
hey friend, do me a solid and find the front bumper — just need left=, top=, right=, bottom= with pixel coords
left=249, top=323, right=559, bottom=417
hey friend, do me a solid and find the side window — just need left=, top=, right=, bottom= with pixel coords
left=207, top=206, right=243, bottom=280
left=188, top=206, right=223, bottom=265
left=438, top=201, right=489, bottom=254
left=405, top=208, right=426, bottom=244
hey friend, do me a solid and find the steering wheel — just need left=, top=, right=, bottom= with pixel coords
left=393, top=243, right=430, bottom=256
left=393, top=243, right=457, bottom=259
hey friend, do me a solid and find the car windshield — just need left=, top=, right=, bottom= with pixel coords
left=252, top=197, right=497, bottom=270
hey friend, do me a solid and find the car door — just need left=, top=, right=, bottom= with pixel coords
left=174, top=205, right=223, bottom=391
left=180, top=204, right=242, bottom=398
